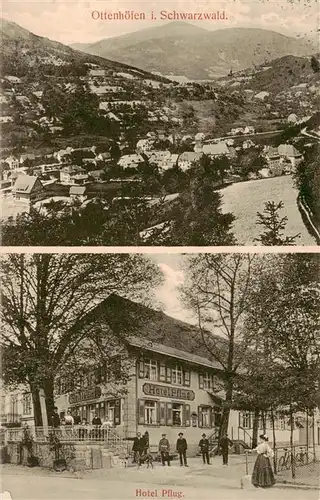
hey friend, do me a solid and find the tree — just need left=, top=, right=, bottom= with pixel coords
left=1, top=254, right=162, bottom=425
left=244, top=253, right=320, bottom=475
left=165, top=161, right=236, bottom=245
left=181, top=254, right=257, bottom=440
left=254, top=201, right=301, bottom=245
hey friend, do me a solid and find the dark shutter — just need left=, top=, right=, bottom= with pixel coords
left=159, top=363, right=166, bottom=382
left=199, top=374, right=204, bottom=389
left=183, top=370, right=190, bottom=387
left=159, top=402, right=166, bottom=425
left=138, top=400, right=145, bottom=425
left=166, top=402, right=173, bottom=426
left=156, top=402, right=160, bottom=425
left=183, top=404, right=191, bottom=427
left=198, top=406, right=203, bottom=428
left=209, top=406, right=213, bottom=428
left=166, top=366, right=172, bottom=384
left=138, top=360, right=144, bottom=378
left=114, top=399, right=121, bottom=425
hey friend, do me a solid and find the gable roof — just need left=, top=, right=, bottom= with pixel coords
left=70, top=186, right=86, bottom=196
left=84, top=294, right=226, bottom=371
left=178, top=152, right=203, bottom=163
left=14, top=175, right=42, bottom=194
left=278, top=144, right=301, bottom=157
left=202, top=143, right=230, bottom=156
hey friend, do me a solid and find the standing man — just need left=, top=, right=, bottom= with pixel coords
left=73, top=410, right=81, bottom=425
left=158, top=433, right=171, bottom=466
left=199, top=433, right=210, bottom=465
left=176, top=432, right=188, bottom=467
left=127, top=432, right=145, bottom=463
left=220, top=432, right=233, bottom=466
left=51, top=407, right=60, bottom=428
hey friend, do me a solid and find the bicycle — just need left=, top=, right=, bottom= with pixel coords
left=277, top=448, right=292, bottom=471
left=295, top=447, right=309, bottom=466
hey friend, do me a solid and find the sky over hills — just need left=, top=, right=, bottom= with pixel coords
left=2, top=0, right=319, bottom=44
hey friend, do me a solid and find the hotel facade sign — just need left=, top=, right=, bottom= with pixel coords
left=143, top=383, right=195, bottom=401
left=69, top=386, right=102, bottom=404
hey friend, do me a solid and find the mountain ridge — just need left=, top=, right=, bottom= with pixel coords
left=72, top=22, right=316, bottom=80
left=0, top=17, right=168, bottom=82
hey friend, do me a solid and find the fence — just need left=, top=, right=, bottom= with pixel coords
left=275, top=445, right=317, bottom=473
left=6, top=425, right=128, bottom=451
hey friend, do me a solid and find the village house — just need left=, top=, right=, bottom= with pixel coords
left=13, top=175, right=44, bottom=203
left=264, top=148, right=283, bottom=176
left=60, top=166, right=89, bottom=185
left=54, top=147, right=73, bottom=163
left=177, top=152, right=203, bottom=171
left=69, top=185, right=87, bottom=202
left=117, top=154, right=144, bottom=169
left=136, top=139, right=153, bottom=154
left=89, top=69, right=106, bottom=78
left=96, top=152, right=112, bottom=163
left=5, top=156, right=19, bottom=170
left=278, top=144, right=303, bottom=167
left=19, top=153, right=36, bottom=165
left=254, top=91, right=270, bottom=101
left=202, top=143, right=234, bottom=158
left=3, top=295, right=318, bottom=455
left=89, top=170, right=105, bottom=182
left=0, top=116, right=13, bottom=123
left=146, top=150, right=171, bottom=168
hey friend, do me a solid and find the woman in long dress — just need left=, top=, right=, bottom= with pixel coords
left=251, top=434, right=276, bottom=488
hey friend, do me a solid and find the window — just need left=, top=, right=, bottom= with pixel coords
left=172, top=403, right=182, bottom=426
left=10, top=395, right=18, bottom=415
left=199, top=372, right=216, bottom=390
left=172, top=365, right=183, bottom=385
left=106, top=399, right=121, bottom=425
left=240, top=412, right=252, bottom=429
left=144, top=400, right=157, bottom=425
left=22, top=394, right=32, bottom=415
left=144, top=360, right=158, bottom=381
left=199, top=406, right=212, bottom=428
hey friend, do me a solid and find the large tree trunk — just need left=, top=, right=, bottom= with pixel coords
left=218, top=379, right=233, bottom=450
left=289, top=404, right=296, bottom=479
left=271, top=408, right=277, bottom=474
left=31, top=385, right=43, bottom=426
left=252, top=409, right=260, bottom=448
left=261, top=411, right=267, bottom=434
left=43, top=376, right=55, bottom=426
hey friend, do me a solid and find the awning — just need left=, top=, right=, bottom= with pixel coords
left=207, top=391, right=225, bottom=406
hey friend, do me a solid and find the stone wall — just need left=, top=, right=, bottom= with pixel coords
left=6, top=441, right=103, bottom=471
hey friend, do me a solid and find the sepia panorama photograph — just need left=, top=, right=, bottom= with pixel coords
left=0, top=0, right=319, bottom=246
left=1, top=251, right=319, bottom=499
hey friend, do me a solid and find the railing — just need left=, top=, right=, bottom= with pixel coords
left=6, top=425, right=128, bottom=451
left=238, top=427, right=253, bottom=448
left=0, top=413, right=22, bottom=424
left=276, top=445, right=317, bottom=472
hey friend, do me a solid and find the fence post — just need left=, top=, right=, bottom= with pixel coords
left=245, top=451, right=248, bottom=475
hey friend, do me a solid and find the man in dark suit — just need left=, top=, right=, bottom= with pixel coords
left=199, top=433, right=210, bottom=465
left=130, top=432, right=145, bottom=463
left=220, top=433, right=233, bottom=465
left=176, top=432, right=188, bottom=467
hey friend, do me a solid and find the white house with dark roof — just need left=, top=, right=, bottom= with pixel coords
left=13, top=175, right=44, bottom=203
